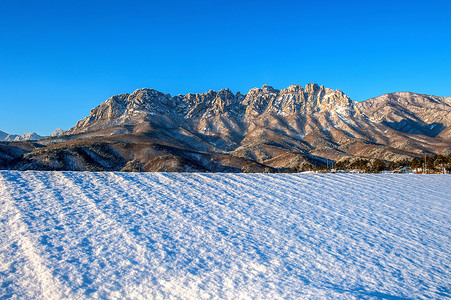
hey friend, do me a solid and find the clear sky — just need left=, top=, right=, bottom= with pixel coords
left=1, top=0, right=450, bottom=136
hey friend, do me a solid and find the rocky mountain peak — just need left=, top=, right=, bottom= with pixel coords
left=282, top=84, right=304, bottom=93
left=127, top=88, right=174, bottom=111
left=211, top=88, right=241, bottom=113
left=304, top=83, right=321, bottom=94
left=246, top=85, right=279, bottom=96
left=242, top=85, right=279, bottom=117
left=317, top=88, right=353, bottom=109
left=216, top=88, right=234, bottom=98
left=50, top=128, right=65, bottom=137
left=261, top=84, right=278, bottom=94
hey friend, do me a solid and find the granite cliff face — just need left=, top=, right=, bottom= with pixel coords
left=2, top=84, right=450, bottom=171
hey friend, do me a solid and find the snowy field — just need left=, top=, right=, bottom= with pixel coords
left=0, top=171, right=450, bottom=299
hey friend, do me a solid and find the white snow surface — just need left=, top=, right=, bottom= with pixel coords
left=0, top=171, right=450, bottom=299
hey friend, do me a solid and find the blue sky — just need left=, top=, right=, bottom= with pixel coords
left=1, top=0, right=450, bottom=135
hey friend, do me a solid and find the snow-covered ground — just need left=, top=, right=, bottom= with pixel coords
left=0, top=171, right=449, bottom=299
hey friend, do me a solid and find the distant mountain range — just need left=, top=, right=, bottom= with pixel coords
left=0, top=130, right=44, bottom=142
left=0, top=129, right=63, bottom=142
left=1, top=84, right=450, bottom=172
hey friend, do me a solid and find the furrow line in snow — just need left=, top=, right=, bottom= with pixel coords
left=180, top=173, right=288, bottom=238
left=103, top=172, right=239, bottom=298
left=200, top=173, right=428, bottom=295
left=388, top=174, right=451, bottom=200
left=56, top=172, right=151, bottom=256
left=254, top=174, right=451, bottom=293
left=163, top=173, right=323, bottom=296
left=315, top=174, right=451, bottom=239
left=303, top=174, right=450, bottom=230
left=107, top=172, right=214, bottom=238
left=182, top=174, right=376, bottom=270
left=221, top=172, right=448, bottom=266
left=261, top=173, right=449, bottom=237
left=160, top=173, right=332, bottom=297
left=336, top=174, right=451, bottom=208
left=1, top=171, right=449, bottom=299
left=287, top=175, right=451, bottom=256
left=321, top=175, right=451, bottom=250
left=0, top=172, right=70, bottom=299
left=52, top=172, right=159, bottom=297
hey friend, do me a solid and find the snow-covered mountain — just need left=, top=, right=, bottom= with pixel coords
left=66, top=84, right=360, bottom=140
left=0, top=131, right=44, bottom=142
left=67, top=84, right=450, bottom=143
left=0, top=129, right=65, bottom=142
left=1, top=84, right=450, bottom=171
left=65, top=84, right=450, bottom=163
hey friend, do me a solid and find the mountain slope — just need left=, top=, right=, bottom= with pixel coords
left=356, top=92, right=451, bottom=139
left=0, top=131, right=7, bottom=141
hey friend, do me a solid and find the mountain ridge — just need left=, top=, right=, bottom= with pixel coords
left=0, top=128, right=65, bottom=142
left=1, top=83, right=450, bottom=172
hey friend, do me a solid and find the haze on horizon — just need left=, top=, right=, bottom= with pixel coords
left=1, top=0, right=450, bottom=136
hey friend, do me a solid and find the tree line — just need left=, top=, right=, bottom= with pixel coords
left=333, top=154, right=451, bottom=173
